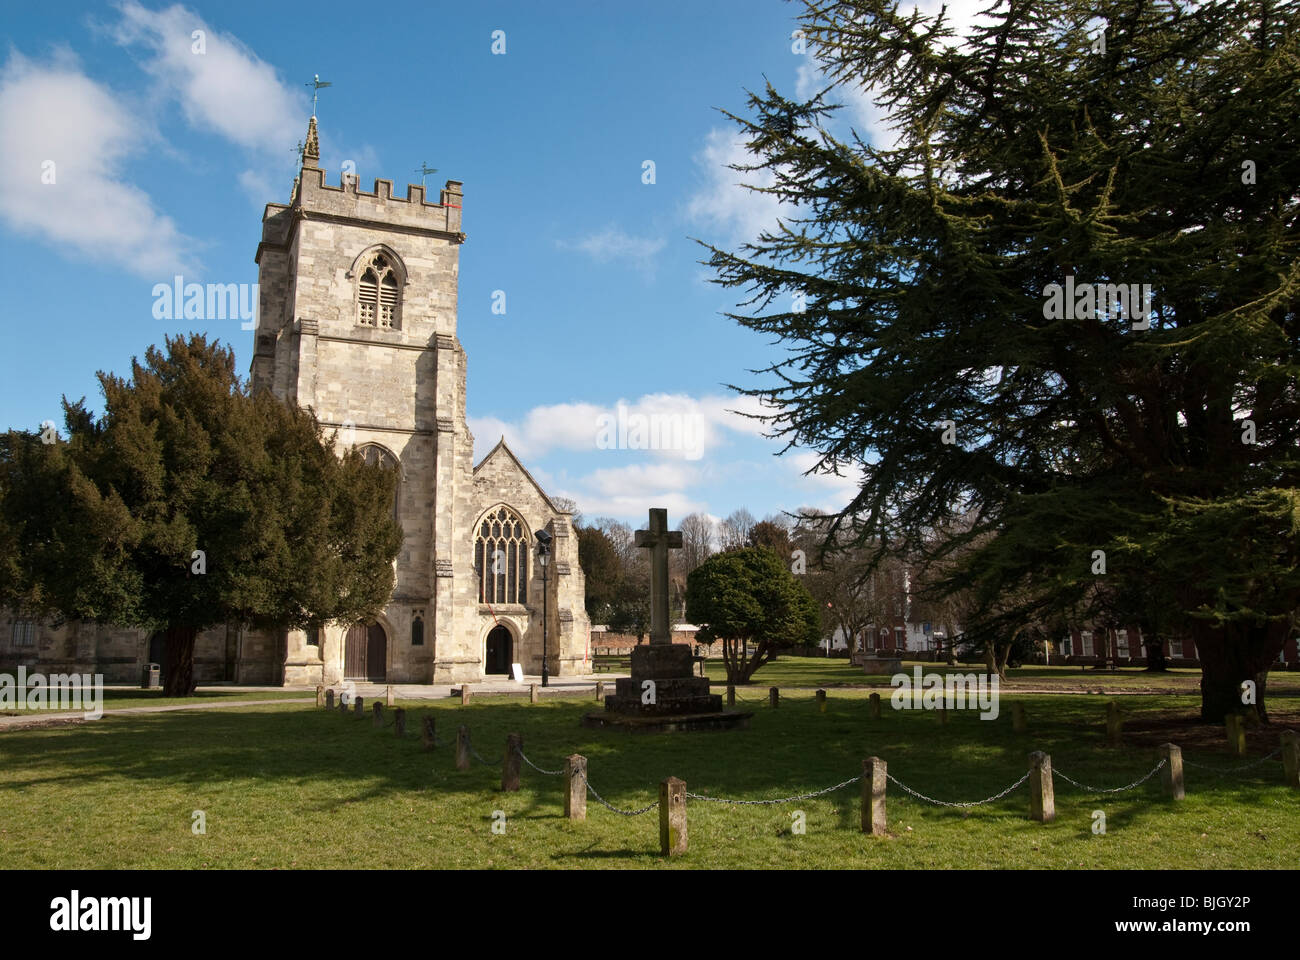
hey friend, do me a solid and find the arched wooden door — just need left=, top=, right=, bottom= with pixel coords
left=485, top=625, right=512, bottom=675
left=345, top=622, right=387, bottom=681
left=147, top=631, right=168, bottom=675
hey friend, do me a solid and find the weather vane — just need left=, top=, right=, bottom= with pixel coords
left=306, top=74, right=332, bottom=116
left=415, top=161, right=438, bottom=189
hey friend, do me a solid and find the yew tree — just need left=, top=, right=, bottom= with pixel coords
left=0, top=334, right=402, bottom=695
left=686, top=547, right=821, bottom=682
left=702, top=0, right=1300, bottom=720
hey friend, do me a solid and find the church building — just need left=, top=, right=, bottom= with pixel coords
left=0, top=116, right=589, bottom=687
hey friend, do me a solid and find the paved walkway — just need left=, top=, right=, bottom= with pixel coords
left=0, top=697, right=314, bottom=729
left=0, top=675, right=626, bottom=729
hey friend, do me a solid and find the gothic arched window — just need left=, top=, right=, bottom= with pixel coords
left=411, top=611, right=424, bottom=646
left=359, top=443, right=401, bottom=525
left=356, top=251, right=401, bottom=329
left=474, top=506, right=529, bottom=605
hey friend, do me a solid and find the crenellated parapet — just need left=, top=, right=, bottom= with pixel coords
left=297, top=167, right=463, bottom=240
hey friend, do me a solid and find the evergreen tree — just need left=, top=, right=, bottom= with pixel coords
left=686, top=546, right=821, bottom=682
left=0, top=335, right=403, bottom=695
left=702, top=0, right=1300, bottom=720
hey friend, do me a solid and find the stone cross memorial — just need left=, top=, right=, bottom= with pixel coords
left=635, top=508, right=683, bottom=645
left=582, top=507, right=749, bottom=732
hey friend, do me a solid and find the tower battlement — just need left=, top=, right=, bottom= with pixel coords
left=296, top=166, right=463, bottom=237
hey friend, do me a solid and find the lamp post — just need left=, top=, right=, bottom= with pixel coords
left=535, top=529, right=552, bottom=687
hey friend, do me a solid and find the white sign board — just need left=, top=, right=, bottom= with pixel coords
left=511, top=663, right=524, bottom=683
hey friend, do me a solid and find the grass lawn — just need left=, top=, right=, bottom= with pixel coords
left=1, top=687, right=1296, bottom=869
left=706, top=655, right=1300, bottom=695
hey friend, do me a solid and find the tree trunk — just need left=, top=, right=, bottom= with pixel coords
left=1143, top=635, right=1168, bottom=672
left=162, top=624, right=199, bottom=696
left=1193, top=621, right=1283, bottom=723
left=996, top=642, right=1013, bottom=681
left=738, top=642, right=774, bottom=683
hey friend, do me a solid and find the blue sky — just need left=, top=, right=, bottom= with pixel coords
left=0, top=1, right=975, bottom=528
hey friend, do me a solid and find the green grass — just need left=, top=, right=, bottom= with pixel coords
left=1, top=688, right=1296, bottom=869
left=707, top=655, right=1300, bottom=693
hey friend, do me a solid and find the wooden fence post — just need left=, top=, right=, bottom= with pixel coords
left=769, top=687, right=780, bottom=709
left=868, top=692, right=881, bottom=720
left=861, top=757, right=887, bottom=836
left=596, top=681, right=605, bottom=701
left=530, top=683, right=539, bottom=704
left=1281, top=730, right=1299, bottom=790
left=659, top=777, right=687, bottom=856
left=372, top=702, right=383, bottom=728
left=565, top=754, right=587, bottom=821
left=460, top=685, right=471, bottom=706
left=1106, top=701, right=1122, bottom=745
left=393, top=707, right=405, bottom=738
left=502, top=733, right=522, bottom=792
left=422, top=715, right=436, bottom=751
left=315, top=685, right=324, bottom=707
left=354, top=696, right=363, bottom=718
left=324, top=689, right=334, bottom=710
left=386, top=685, right=395, bottom=707
left=1028, top=751, right=1055, bottom=823
left=816, top=689, right=827, bottom=713
left=1160, top=743, right=1184, bottom=800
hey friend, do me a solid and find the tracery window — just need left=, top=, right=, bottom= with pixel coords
left=474, top=506, right=529, bottom=605
left=357, top=251, right=401, bottom=329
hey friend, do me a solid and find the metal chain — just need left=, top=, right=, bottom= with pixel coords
left=886, top=770, right=1030, bottom=808
left=1183, top=748, right=1282, bottom=776
left=577, top=769, right=660, bottom=816
left=468, top=742, right=502, bottom=766
left=516, top=747, right=565, bottom=776
left=1053, top=759, right=1166, bottom=794
left=684, top=776, right=860, bottom=806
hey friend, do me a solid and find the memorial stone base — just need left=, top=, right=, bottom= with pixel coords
left=581, top=644, right=751, bottom=733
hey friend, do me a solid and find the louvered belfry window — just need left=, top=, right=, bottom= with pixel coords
left=379, top=274, right=399, bottom=328
left=357, top=251, right=400, bottom=328
left=358, top=269, right=378, bottom=325
left=475, top=507, right=529, bottom=605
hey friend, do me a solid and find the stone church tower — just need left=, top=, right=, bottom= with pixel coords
left=248, top=115, right=589, bottom=684
left=0, top=117, right=588, bottom=687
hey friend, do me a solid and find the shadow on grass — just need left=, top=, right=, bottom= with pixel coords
left=0, top=693, right=1290, bottom=845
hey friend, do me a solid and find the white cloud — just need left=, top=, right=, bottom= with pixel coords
left=554, top=463, right=707, bottom=520
left=469, top=392, right=775, bottom=464
left=787, top=450, right=865, bottom=514
left=685, top=127, right=798, bottom=250
left=559, top=226, right=666, bottom=273
left=0, top=51, right=196, bottom=277
left=111, top=1, right=304, bottom=155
